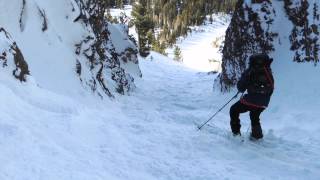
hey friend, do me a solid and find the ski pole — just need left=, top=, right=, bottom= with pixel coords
left=197, top=92, right=240, bottom=130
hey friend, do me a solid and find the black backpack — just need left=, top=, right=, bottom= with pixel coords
left=247, top=54, right=274, bottom=94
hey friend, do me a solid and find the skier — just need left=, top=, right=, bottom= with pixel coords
left=230, top=53, right=274, bottom=140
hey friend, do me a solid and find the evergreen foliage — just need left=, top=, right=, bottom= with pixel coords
left=107, top=0, right=237, bottom=56
left=131, top=0, right=154, bottom=57
left=151, top=0, right=237, bottom=47
left=173, top=46, right=183, bottom=62
left=105, top=0, right=132, bottom=8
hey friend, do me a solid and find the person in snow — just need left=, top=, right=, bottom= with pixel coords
left=230, top=53, right=274, bottom=140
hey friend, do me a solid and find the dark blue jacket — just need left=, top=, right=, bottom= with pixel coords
left=237, top=68, right=274, bottom=109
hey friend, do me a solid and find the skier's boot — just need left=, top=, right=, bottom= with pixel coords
left=250, top=125, right=263, bottom=140
left=230, top=122, right=241, bottom=137
left=233, top=132, right=241, bottom=137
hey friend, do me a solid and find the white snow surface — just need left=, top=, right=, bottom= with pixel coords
left=0, top=49, right=319, bottom=179
left=0, top=2, right=320, bottom=180
left=167, top=14, right=231, bottom=72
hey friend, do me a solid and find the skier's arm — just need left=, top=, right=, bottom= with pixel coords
left=237, top=70, right=250, bottom=93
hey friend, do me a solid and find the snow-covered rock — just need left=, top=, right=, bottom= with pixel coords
left=0, top=0, right=141, bottom=98
left=284, top=0, right=320, bottom=63
left=0, top=28, right=29, bottom=82
left=218, top=0, right=319, bottom=91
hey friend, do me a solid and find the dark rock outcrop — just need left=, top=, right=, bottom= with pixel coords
left=0, top=28, right=29, bottom=82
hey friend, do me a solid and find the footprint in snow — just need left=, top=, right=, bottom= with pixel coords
left=0, top=123, right=18, bottom=138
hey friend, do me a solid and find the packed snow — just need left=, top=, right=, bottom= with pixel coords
left=1, top=2, right=320, bottom=180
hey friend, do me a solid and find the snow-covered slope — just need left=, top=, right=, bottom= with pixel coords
left=166, top=14, right=231, bottom=72
left=0, top=0, right=141, bottom=98
left=0, top=1, right=319, bottom=180
left=1, top=51, right=319, bottom=179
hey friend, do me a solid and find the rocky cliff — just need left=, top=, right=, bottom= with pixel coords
left=0, top=0, right=141, bottom=98
left=218, top=0, right=319, bottom=92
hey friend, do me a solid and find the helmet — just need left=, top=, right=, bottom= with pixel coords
left=249, top=53, right=273, bottom=68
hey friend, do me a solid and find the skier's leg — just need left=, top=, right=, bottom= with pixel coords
left=230, top=101, right=248, bottom=135
left=249, top=108, right=264, bottom=139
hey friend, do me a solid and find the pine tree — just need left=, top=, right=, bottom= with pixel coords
left=173, top=46, right=183, bottom=62
left=132, top=0, right=154, bottom=57
left=116, top=0, right=124, bottom=8
left=131, top=0, right=237, bottom=53
left=151, top=39, right=167, bottom=55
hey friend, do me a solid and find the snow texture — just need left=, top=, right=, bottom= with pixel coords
left=0, top=49, right=319, bottom=179
left=0, top=2, right=319, bottom=180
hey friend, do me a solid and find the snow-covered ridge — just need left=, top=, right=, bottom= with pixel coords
left=0, top=0, right=141, bottom=98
